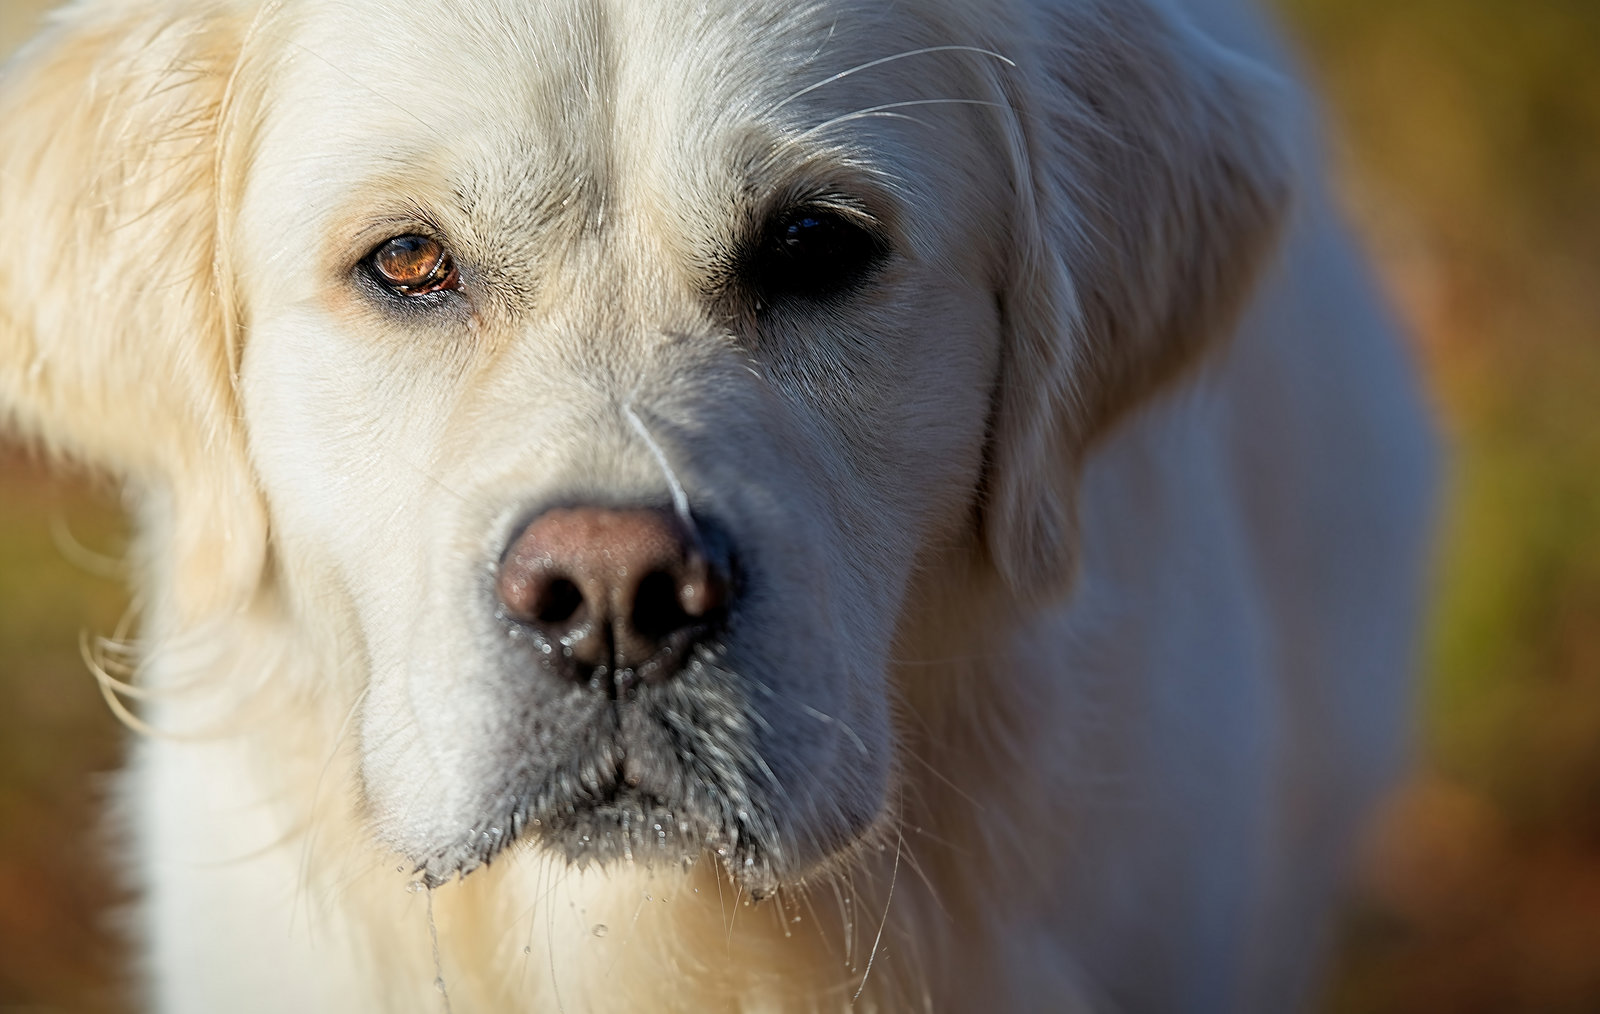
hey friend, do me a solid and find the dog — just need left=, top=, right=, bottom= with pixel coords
left=0, top=0, right=1436, bottom=1009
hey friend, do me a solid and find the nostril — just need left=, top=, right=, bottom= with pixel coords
left=497, top=505, right=735, bottom=685
left=631, top=570, right=692, bottom=643
left=536, top=577, right=585, bottom=625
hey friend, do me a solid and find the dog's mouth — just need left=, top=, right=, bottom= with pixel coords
left=412, top=651, right=793, bottom=894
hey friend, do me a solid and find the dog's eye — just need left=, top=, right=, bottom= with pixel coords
left=367, top=235, right=460, bottom=297
left=745, top=208, right=885, bottom=302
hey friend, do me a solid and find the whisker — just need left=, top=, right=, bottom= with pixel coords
left=715, top=858, right=730, bottom=943
left=895, top=835, right=949, bottom=923
left=623, top=401, right=694, bottom=528
left=799, top=884, right=838, bottom=960
left=277, top=36, right=453, bottom=150
left=829, top=872, right=855, bottom=966
left=853, top=822, right=902, bottom=1002
left=547, top=859, right=569, bottom=1014
left=726, top=882, right=746, bottom=947
left=768, top=45, right=1015, bottom=116
left=900, top=748, right=986, bottom=816
left=801, top=702, right=870, bottom=759
left=739, top=671, right=872, bottom=760
left=795, top=98, right=1008, bottom=143
left=425, top=888, right=454, bottom=1014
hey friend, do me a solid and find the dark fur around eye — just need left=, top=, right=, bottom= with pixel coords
left=740, top=208, right=887, bottom=305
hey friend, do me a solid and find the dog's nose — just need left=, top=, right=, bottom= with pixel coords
left=496, top=507, right=730, bottom=689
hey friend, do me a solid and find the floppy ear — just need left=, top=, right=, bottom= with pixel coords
left=984, top=0, right=1293, bottom=601
left=0, top=0, right=266, bottom=623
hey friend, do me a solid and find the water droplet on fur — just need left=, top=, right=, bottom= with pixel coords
left=407, top=880, right=427, bottom=894
left=434, top=977, right=448, bottom=994
left=523, top=946, right=532, bottom=956
left=592, top=924, right=609, bottom=938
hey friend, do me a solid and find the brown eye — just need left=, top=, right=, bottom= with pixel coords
left=368, top=234, right=459, bottom=296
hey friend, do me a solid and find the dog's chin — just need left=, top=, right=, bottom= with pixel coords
left=406, top=697, right=882, bottom=893
left=412, top=779, right=884, bottom=898
left=412, top=785, right=772, bottom=893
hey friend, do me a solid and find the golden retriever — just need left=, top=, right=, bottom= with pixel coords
left=0, top=0, right=1435, bottom=1009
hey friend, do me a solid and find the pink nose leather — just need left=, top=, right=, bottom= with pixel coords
left=497, top=507, right=728, bottom=686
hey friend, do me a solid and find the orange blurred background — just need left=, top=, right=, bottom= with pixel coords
left=3, top=1, right=1598, bottom=1010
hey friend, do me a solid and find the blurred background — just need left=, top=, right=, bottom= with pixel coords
left=1, top=0, right=1597, bottom=1010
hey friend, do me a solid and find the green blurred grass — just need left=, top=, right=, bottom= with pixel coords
left=1275, top=0, right=1600, bottom=797
left=3, top=1, right=1599, bottom=1011
left=0, top=456, right=130, bottom=1013
left=1270, top=0, right=1600, bottom=1010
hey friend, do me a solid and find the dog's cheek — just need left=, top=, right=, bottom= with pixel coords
left=239, top=308, right=470, bottom=657
left=708, top=289, right=1002, bottom=849
left=737, top=587, right=897, bottom=851
left=794, top=281, right=1002, bottom=596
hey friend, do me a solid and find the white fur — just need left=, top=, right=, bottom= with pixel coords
left=0, top=0, right=1434, bottom=1010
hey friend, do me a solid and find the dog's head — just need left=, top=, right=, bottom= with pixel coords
left=0, top=0, right=1289, bottom=890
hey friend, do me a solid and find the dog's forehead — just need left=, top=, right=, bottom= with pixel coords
left=260, top=0, right=996, bottom=230
left=282, top=0, right=963, bottom=115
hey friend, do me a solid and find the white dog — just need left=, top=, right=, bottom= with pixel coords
left=0, top=0, right=1434, bottom=1010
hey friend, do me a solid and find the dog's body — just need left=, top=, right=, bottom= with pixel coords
left=0, top=0, right=1434, bottom=1010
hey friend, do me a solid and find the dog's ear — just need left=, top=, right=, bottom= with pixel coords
left=0, top=0, right=267, bottom=622
left=983, top=0, right=1293, bottom=602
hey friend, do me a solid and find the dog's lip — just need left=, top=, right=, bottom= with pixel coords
left=532, top=788, right=788, bottom=896
left=411, top=695, right=784, bottom=887
left=415, top=785, right=778, bottom=891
